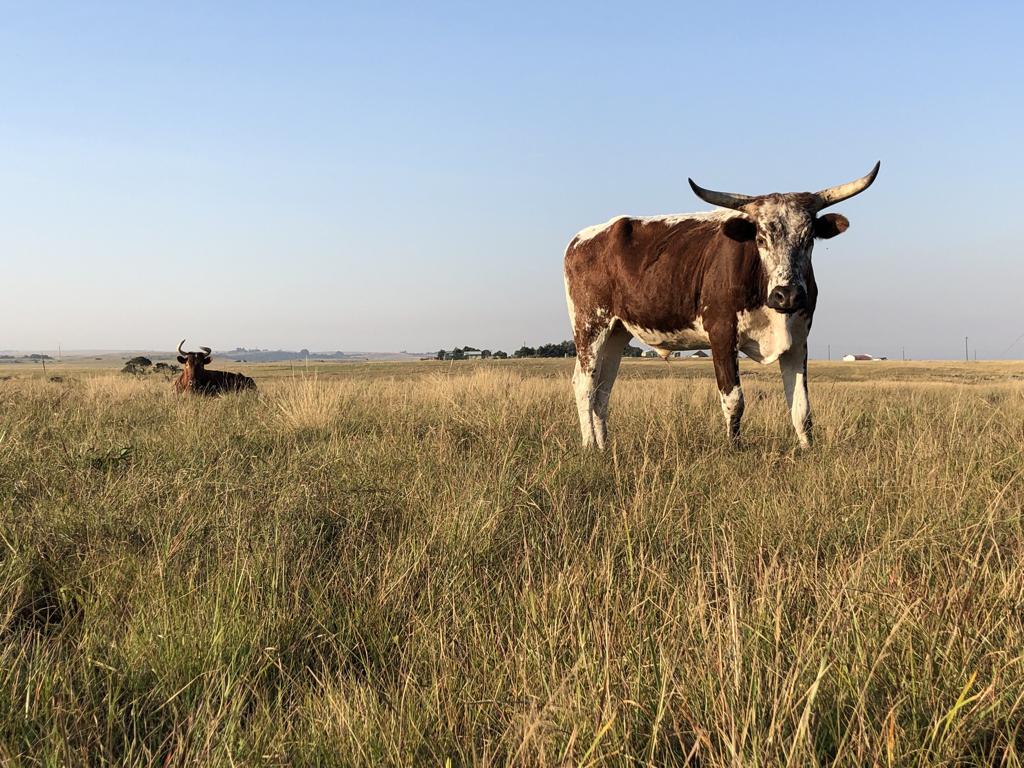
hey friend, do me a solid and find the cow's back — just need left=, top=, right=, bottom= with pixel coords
left=205, top=370, right=255, bottom=393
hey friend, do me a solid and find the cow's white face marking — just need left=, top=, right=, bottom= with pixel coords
left=748, top=198, right=815, bottom=294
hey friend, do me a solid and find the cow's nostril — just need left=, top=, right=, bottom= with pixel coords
left=768, top=285, right=806, bottom=312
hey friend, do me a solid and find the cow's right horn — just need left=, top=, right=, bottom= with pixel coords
left=177, top=339, right=187, bottom=355
left=688, top=179, right=755, bottom=210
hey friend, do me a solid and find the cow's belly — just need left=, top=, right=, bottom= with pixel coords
left=621, top=318, right=710, bottom=351
left=737, top=308, right=807, bottom=365
left=619, top=310, right=808, bottom=362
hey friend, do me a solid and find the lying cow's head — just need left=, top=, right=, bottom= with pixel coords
left=177, top=339, right=212, bottom=371
left=689, top=163, right=879, bottom=314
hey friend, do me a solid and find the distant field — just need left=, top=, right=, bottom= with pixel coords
left=2, top=360, right=1023, bottom=765
left=5, top=355, right=1024, bottom=383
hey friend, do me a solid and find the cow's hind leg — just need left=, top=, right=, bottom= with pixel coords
left=573, top=334, right=605, bottom=449
left=572, top=354, right=599, bottom=448
left=591, top=324, right=632, bottom=447
left=573, top=323, right=631, bottom=449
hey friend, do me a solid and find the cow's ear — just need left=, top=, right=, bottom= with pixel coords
left=815, top=213, right=849, bottom=239
left=722, top=216, right=756, bottom=242
left=177, top=356, right=187, bottom=364
left=203, top=356, right=212, bottom=365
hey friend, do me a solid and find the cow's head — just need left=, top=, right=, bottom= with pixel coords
left=689, top=163, right=879, bottom=313
left=176, top=340, right=212, bottom=371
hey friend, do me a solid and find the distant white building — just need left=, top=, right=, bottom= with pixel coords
left=642, top=349, right=711, bottom=359
left=842, top=353, right=886, bottom=361
left=464, top=350, right=483, bottom=359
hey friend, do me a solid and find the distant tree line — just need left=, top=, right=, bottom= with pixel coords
left=436, top=340, right=643, bottom=360
left=512, top=340, right=576, bottom=358
left=436, top=347, right=508, bottom=360
left=0, top=353, right=53, bottom=361
left=121, top=356, right=180, bottom=377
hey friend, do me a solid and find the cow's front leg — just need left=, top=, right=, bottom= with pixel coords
left=779, top=341, right=812, bottom=448
left=711, top=341, right=744, bottom=445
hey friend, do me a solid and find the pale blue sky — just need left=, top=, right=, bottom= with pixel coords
left=2, top=1, right=1021, bottom=358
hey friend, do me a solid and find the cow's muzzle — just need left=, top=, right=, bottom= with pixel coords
left=767, top=284, right=807, bottom=314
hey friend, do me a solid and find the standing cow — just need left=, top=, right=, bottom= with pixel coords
left=174, top=340, right=256, bottom=394
left=564, top=163, right=879, bottom=449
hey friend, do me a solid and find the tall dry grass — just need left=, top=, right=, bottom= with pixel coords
left=1, top=363, right=1023, bottom=766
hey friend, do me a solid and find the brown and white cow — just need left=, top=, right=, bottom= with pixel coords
left=173, top=340, right=256, bottom=395
left=563, top=163, right=879, bottom=449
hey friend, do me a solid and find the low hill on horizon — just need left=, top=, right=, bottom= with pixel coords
left=0, top=348, right=429, bottom=363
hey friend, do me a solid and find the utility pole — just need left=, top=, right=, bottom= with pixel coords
left=901, top=346, right=905, bottom=361
left=965, top=336, right=969, bottom=362
left=827, top=344, right=831, bottom=361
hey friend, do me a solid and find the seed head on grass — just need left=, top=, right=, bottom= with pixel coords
left=268, top=375, right=351, bottom=431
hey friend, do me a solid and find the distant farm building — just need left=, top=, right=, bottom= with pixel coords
left=842, top=353, right=887, bottom=361
left=665, top=350, right=711, bottom=359
left=629, top=350, right=714, bottom=359
left=638, top=349, right=710, bottom=359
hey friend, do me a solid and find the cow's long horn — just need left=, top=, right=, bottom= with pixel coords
left=814, top=162, right=881, bottom=210
left=177, top=339, right=187, bottom=355
left=199, top=346, right=212, bottom=355
left=688, top=178, right=756, bottom=210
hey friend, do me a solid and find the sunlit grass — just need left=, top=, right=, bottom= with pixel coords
left=268, top=375, right=351, bottom=432
left=1, top=362, right=1023, bottom=765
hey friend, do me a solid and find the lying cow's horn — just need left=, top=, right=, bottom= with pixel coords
left=688, top=178, right=756, bottom=211
left=814, top=162, right=881, bottom=210
left=199, top=346, right=212, bottom=356
left=177, top=339, right=187, bottom=356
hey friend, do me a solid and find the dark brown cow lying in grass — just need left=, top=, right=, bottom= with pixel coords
left=173, top=340, right=256, bottom=395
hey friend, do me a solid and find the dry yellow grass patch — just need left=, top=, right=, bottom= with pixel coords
left=1, top=361, right=1023, bottom=766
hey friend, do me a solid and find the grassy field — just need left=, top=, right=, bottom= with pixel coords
left=2, top=359, right=1024, bottom=766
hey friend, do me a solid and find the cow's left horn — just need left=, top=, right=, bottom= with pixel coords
left=688, top=178, right=755, bottom=211
left=177, top=339, right=187, bottom=355
left=199, top=346, right=212, bottom=355
left=814, top=162, right=881, bottom=210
